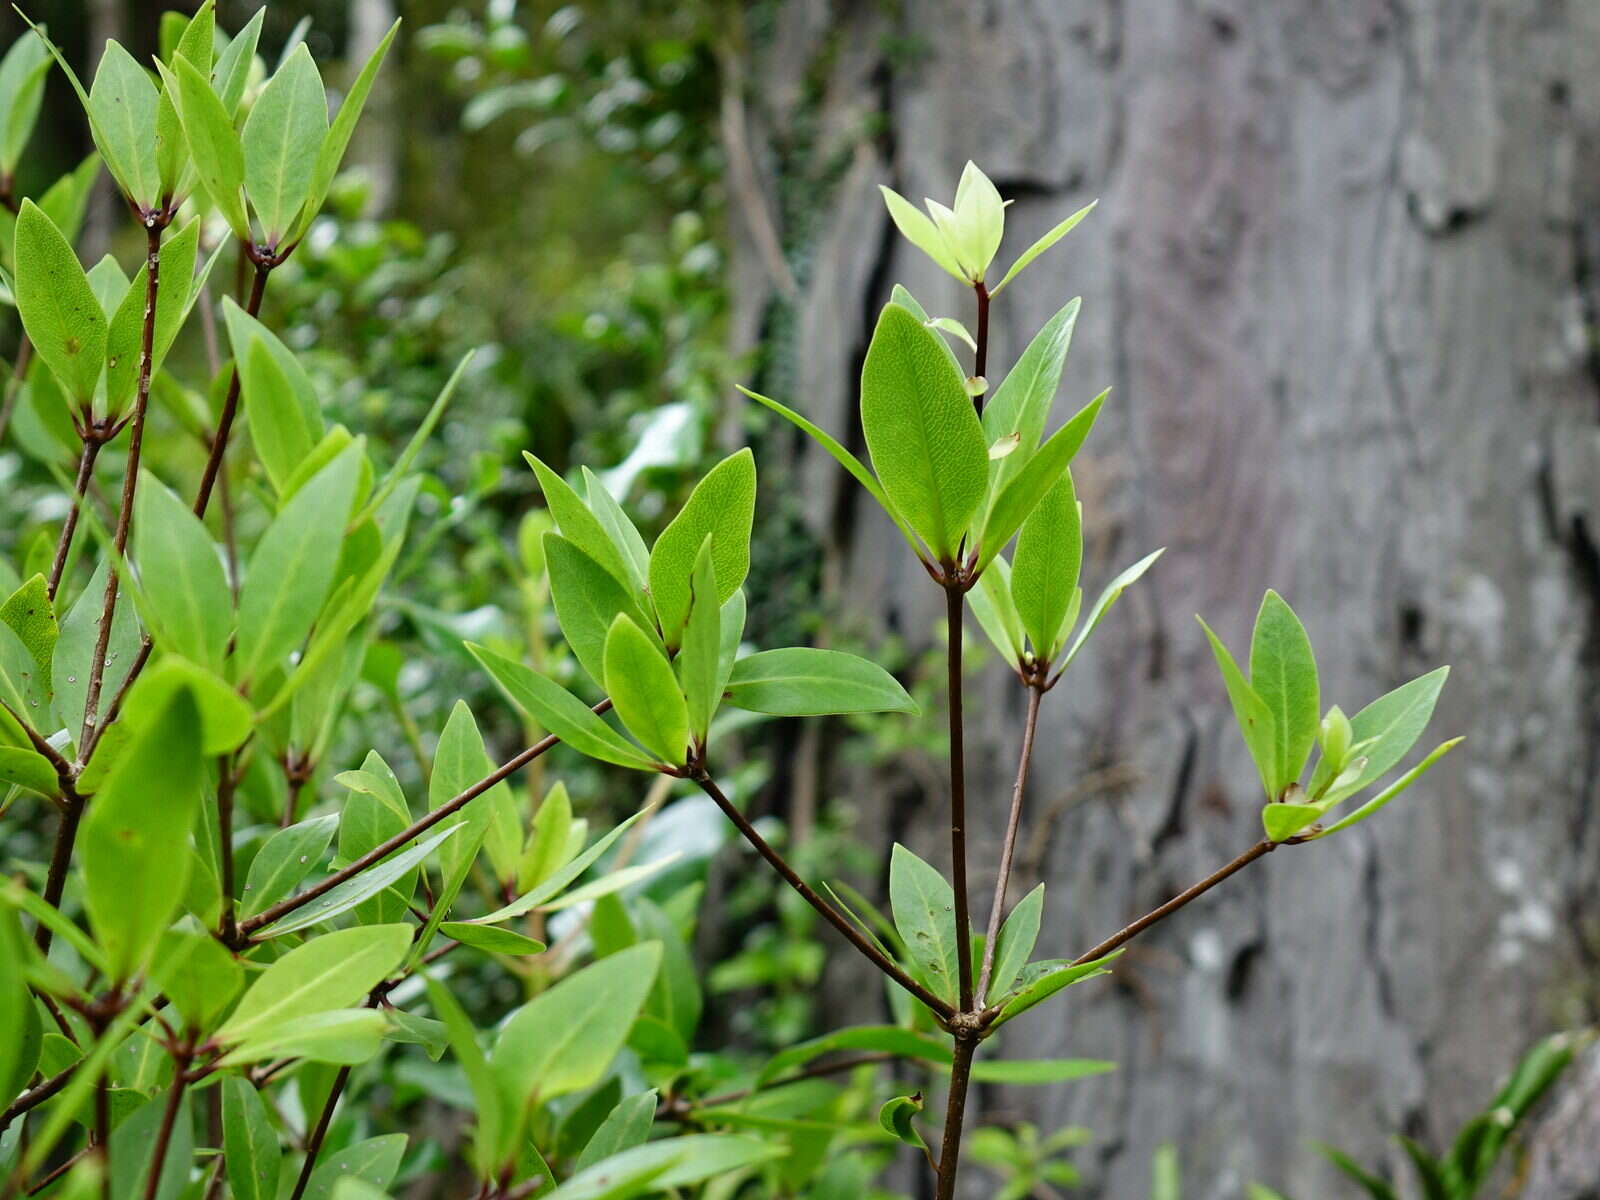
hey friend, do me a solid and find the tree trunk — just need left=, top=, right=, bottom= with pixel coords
left=731, top=1, right=1600, bottom=1194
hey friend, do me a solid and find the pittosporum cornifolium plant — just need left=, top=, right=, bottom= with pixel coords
left=0, top=8, right=1460, bottom=1198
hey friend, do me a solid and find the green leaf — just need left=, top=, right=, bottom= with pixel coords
left=981, top=299, right=1079, bottom=482
left=1262, top=802, right=1323, bottom=843
left=289, top=18, right=399, bottom=244
left=149, top=926, right=242, bottom=1033
left=224, top=298, right=325, bottom=487
left=427, top=701, right=511, bottom=924
left=677, top=537, right=721, bottom=744
left=1317, top=738, right=1462, bottom=837
left=423, top=975, right=511, bottom=1177
left=254, top=824, right=460, bottom=939
left=223, top=1076, right=282, bottom=1200
left=1151, top=1144, right=1181, bottom=1200
left=978, top=391, right=1105, bottom=572
left=0, top=906, right=38, bottom=1106
left=219, top=1008, right=388, bottom=1066
left=303, top=1134, right=406, bottom=1200
left=1310, top=666, right=1450, bottom=798
left=131, top=474, right=232, bottom=670
left=1396, top=1136, right=1450, bottom=1200
left=582, top=467, right=652, bottom=590
left=968, top=1058, right=1114, bottom=1085
left=967, top=556, right=1027, bottom=665
left=889, top=843, right=960, bottom=1005
left=1059, top=548, right=1163, bottom=671
left=990, top=200, right=1097, bottom=296
left=1198, top=615, right=1279, bottom=802
left=471, top=808, right=650, bottom=925
left=1011, top=471, right=1081, bottom=659
left=467, top=643, right=656, bottom=770
left=439, top=923, right=545, bottom=956
left=738, top=385, right=922, bottom=557
left=218, top=923, right=410, bottom=1044
left=604, top=614, right=689, bottom=765
left=13, top=199, right=106, bottom=405
left=241, top=814, right=338, bottom=918
left=214, top=9, right=265, bottom=114
left=860, top=303, right=988, bottom=560
left=111, top=1091, right=193, bottom=1200
left=1314, top=1142, right=1398, bottom=1200
left=575, top=1091, right=657, bottom=1173
left=878, top=1093, right=927, bottom=1149
left=1249, top=591, right=1320, bottom=793
left=491, top=941, right=662, bottom=1106
left=544, top=531, right=659, bottom=688
left=756, top=1025, right=951, bottom=1086
left=988, top=883, right=1043, bottom=1000
left=545, top=1136, right=781, bottom=1199
left=994, top=952, right=1122, bottom=1026
left=724, top=647, right=917, bottom=716
left=87, top=41, right=161, bottom=206
left=77, top=683, right=206, bottom=980
left=241, top=44, right=327, bottom=241
left=648, top=448, right=756, bottom=646
left=526, top=453, right=637, bottom=592
left=161, top=57, right=248, bottom=235
left=235, top=440, right=363, bottom=683
left=0, top=747, right=57, bottom=796
left=879, top=184, right=964, bottom=281
left=518, top=781, right=573, bottom=892
left=0, top=573, right=56, bottom=678
left=0, top=31, right=51, bottom=173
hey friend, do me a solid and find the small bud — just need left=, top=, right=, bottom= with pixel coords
left=1319, top=704, right=1353, bottom=772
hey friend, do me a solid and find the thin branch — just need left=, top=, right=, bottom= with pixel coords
left=33, top=797, right=84, bottom=955
left=286, top=1065, right=350, bottom=1200
left=192, top=258, right=270, bottom=519
left=976, top=684, right=1042, bottom=1005
left=689, top=770, right=955, bottom=1020
left=0, top=1062, right=71, bottom=1132
left=79, top=219, right=167, bottom=751
left=1067, top=837, right=1308, bottom=968
left=934, top=1034, right=978, bottom=1200
left=235, top=701, right=614, bottom=940
left=216, top=755, right=240, bottom=945
left=943, top=583, right=974, bottom=1012
left=666, top=1051, right=898, bottom=1118
left=972, top=281, right=990, bottom=403
left=48, top=437, right=103, bottom=601
left=142, top=1048, right=191, bottom=1200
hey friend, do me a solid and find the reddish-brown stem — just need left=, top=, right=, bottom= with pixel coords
left=216, top=756, right=239, bottom=945
left=668, top=1051, right=898, bottom=1117
left=94, top=1068, right=111, bottom=1199
left=1068, top=839, right=1295, bottom=968
left=192, top=259, right=269, bottom=520
left=142, top=1048, right=191, bottom=1200
left=944, top=583, right=974, bottom=1013
left=0, top=1061, right=72, bottom=1132
left=934, top=1034, right=978, bottom=1200
left=976, top=684, right=1042, bottom=1005
left=235, top=701, right=614, bottom=940
left=79, top=220, right=166, bottom=752
left=690, top=770, right=956, bottom=1020
left=972, top=281, right=990, bottom=404
left=287, top=1065, right=350, bottom=1200
left=48, top=437, right=103, bottom=600
left=34, top=796, right=84, bottom=955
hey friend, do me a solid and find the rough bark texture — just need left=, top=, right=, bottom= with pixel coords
left=731, top=1, right=1600, bottom=1195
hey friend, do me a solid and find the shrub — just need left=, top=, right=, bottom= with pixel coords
left=0, top=7, right=1458, bottom=1198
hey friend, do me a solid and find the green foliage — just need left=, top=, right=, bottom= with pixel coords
left=0, top=19, right=1461, bottom=1198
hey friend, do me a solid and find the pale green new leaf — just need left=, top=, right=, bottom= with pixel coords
left=0, top=32, right=51, bottom=173
left=241, top=44, right=327, bottom=240
left=582, top=467, right=651, bottom=590
left=605, top=614, right=688, bottom=765
left=982, top=298, right=1080, bottom=484
left=214, top=9, right=265, bottom=114
left=994, top=951, right=1122, bottom=1026
left=1011, top=471, right=1081, bottom=658
left=648, top=448, right=756, bottom=645
left=1309, top=666, right=1450, bottom=798
left=988, top=883, right=1043, bottom=1000
left=678, top=538, right=721, bottom=743
left=1249, top=590, right=1320, bottom=791
left=544, top=1136, right=781, bottom=1200
left=526, top=453, right=635, bottom=590
left=860, top=303, right=988, bottom=560
left=131, top=474, right=231, bottom=670
left=990, top=200, right=1097, bottom=296
left=879, top=1093, right=927, bottom=1150
left=879, top=184, right=965, bottom=280
left=978, top=390, right=1105, bottom=571
left=1317, top=738, right=1462, bottom=837
left=491, top=941, right=662, bottom=1106
left=234, top=440, right=363, bottom=683
left=889, top=843, right=960, bottom=1004
left=471, top=807, right=650, bottom=925
left=218, top=1008, right=388, bottom=1066
left=967, top=556, right=1027, bottom=665
left=165, top=55, right=250, bottom=237
left=13, top=200, right=105, bottom=405
left=87, top=41, right=160, bottom=206
left=217, top=924, right=410, bottom=1043
left=104, top=217, right=201, bottom=416
left=544, top=532, right=659, bottom=688
left=724, top=647, right=917, bottom=717
left=467, top=642, right=655, bottom=770
left=1198, top=615, right=1279, bottom=801
left=1059, top=548, right=1164, bottom=670
left=968, top=1058, right=1115, bottom=1085
left=439, top=923, right=545, bottom=956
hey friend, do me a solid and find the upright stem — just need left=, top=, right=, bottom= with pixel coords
left=976, top=684, right=1042, bottom=1005
left=691, top=771, right=955, bottom=1019
left=216, top=756, right=239, bottom=945
left=79, top=220, right=165, bottom=751
left=48, top=437, right=103, bottom=600
left=972, top=282, right=990, bottom=403
left=93, top=1070, right=111, bottom=1199
left=142, top=1051, right=190, bottom=1200
left=934, top=1034, right=978, bottom=1200
left=944, top=584, right=974, bottom=1013
left=287, top=1065, right=350, bottom=1200
left=193, top=260, right=269, bottom=519
left=33, top=797, right=84, bottom=955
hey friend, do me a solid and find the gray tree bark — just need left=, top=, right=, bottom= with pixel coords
left=730, top=1, right=1600, bottom=1195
